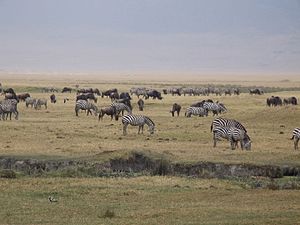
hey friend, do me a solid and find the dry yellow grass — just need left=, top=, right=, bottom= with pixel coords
left=0, top=75, right=300, bottom=166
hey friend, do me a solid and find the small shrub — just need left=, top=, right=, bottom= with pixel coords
left=101, top=209, right=116, bottom=218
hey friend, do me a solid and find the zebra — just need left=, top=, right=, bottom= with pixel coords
left=75, top=100, right=98, bottom=116
left=210, top=118, right=247, bottom=133
left=203, top=102, right=227, bottom=116
left=185, top=106, right=208, bottom=117
left=212, top=126, right=251, bottom=150
left=34, top=98, right=47, bottom=110
left=0, top=99, right=19, bottom=120
left=291, top=128, right=300, bottom=150
left=122, top=114, right=155, bottom=135
left=25, top=97, right=37, bottom=108
left=111, top=102, right=132, bottom=116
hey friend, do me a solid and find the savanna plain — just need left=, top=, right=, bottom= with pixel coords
left=0, top=74, right=300, bottom=225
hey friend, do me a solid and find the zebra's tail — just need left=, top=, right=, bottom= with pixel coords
left=210, top=122, right=213, bottom=132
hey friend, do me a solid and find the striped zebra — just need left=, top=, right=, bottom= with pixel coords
left=111, top=102, right=132, bottom=116
left=75, top=100, right=98, bottom=116
left=213, top=126, right=251, bottom=150
left=0, top=99, right=19, bottom=120
left=291, top=128, right=300, bottom=150
left=34, top=98, right=47, bottom=110
left=25, top=97, right=37, bottom=108
left=185, top=106, right=208, bottom=117
left=203, top=102, right=227, bottom=116
left=210, top=118, right=247, bottom=133
left=122, top=114, right=155, bottom=135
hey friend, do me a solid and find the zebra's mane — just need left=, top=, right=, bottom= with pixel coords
left=145, top=116, right=155, bottom=126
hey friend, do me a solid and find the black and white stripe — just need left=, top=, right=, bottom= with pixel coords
left=111, top=102, right=132, bottom=116
left=213, top=126, right=251, bottom=150
left=203, top=102, right=227, bottom=116
left=0, top=99, right=19, bottom=120
left=75, top=100, right=98, bottom=116
left=291, top=128, right=300, bottom=150
left=185, top=107, right=208, bottom=117
left=122, top=114, right=155, bottom=135
left=211, top=118, right=247, bottom=133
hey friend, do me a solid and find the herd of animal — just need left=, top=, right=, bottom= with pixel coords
left=0, top=83, right=299, bottom=150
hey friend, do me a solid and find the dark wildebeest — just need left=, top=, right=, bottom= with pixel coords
left=77, top=88, right=101, bottom=96
left=120, top=92, right=132, bottom=100
left=76, top=93, right=97, bottom=103
left=190, top=99, right=213, bottom=107
left=17, top=93, right=30, bottom=102
left=249, top=88, right=264, bottom=95
left=4, top=88, right=19, bottom=102
left=267, top=96, right=282, bottom=107
left=170, top=103, right=181, bottom=117
left=62, top=87, right=72, bottom=93
left=233, top=88, right=240, bottom=95
left=102, top=88, right=118, bottom=98
left=50, top=94, right=57, bottom=103
left=137, top=99, right=144, bottom=111
left=283, top=97, right=298, bottom=105
left=98, top=106, right=118, bottom=121
left=146, top=90, right=163, bottom=100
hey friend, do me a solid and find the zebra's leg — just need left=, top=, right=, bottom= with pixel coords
left=45, top=104, right=47, bottom=109
left=138, top=126, right=141, bottom=134
left=230, top=139, right=236, bottom=150
left=123, top=123, right=128, bottom=135
left=14, top=110, right=19, bottom=120
left=295, top=137, right=299, bottom=150
left=75, top=108, right=79, bottom=116
left=213, top=133, right=217, bottom=147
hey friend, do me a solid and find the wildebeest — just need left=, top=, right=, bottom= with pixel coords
left=62, top=87, right=72, bottom=93
left=77, top=88, right=101, bottom=96
left=120, top=92, right=132, bottom=100
left=145, top=90, right=162, bottom=100
left=76, top=93, right=97, bottom=103
left=283, top=97, right=298, bottom=105
left=249, top=88, right=264, bottom=95
left=102, top=88, right=118, bottom=98
left=190, top=99, right=213, bottom=107
left=17, top=93, right=30, bottom=102
left=137, top=99, right=144, bottom=111
left=170, top=103, right=181, bottom=117
left=98, top=106, right=118, bottom=121
left=50, top=94, right=57, bottom=103
left=267, top=96, right=282, bottom=107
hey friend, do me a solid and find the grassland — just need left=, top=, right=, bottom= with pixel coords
left=0, top=75, right=300, bottom=224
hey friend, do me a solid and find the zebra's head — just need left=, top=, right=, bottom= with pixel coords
left=243, top=135, right=251, bottom=150
left=148, top=124, right=155, bottom=134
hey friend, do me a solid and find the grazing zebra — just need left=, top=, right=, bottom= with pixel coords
left=98, top=106, right=118, bottom=121
left=213, top=126, right=251, bottom=150
left=34, top=98, right=47, bottom=110
left=122, top=114, right=155, bottom=135
left=291, top=128, right=300, bottom=150
left=185, top=106, right=208, bottom=117
left=75, top=100, right=98, bottom=116
left=111, top=102, right=132, bottom=116
left=0, top=99, right=19, bottom=120
left=203, top=102, right=227, bottom=116
left=210, top=118, right=247, bottom=133
left=25, top=97, right=37, bottom=108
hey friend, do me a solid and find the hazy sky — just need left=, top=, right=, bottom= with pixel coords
left=0, top=0, right=300, bottom=74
